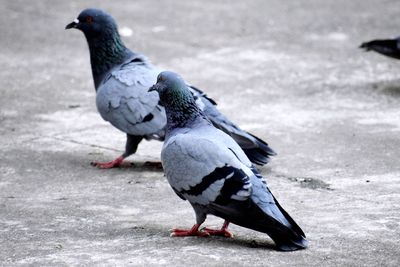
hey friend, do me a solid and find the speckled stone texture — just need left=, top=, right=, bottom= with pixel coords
left=1, top=0, right=399, bottom=266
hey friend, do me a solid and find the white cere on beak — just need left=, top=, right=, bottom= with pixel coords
left=74, top=18, right=79, bottom=24
left=119, top=26, right=133, bottom=37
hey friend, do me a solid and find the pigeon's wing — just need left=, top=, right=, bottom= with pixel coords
left=96, top=59, right=166, bottom=138
left=188, top=85, right=276, bottom=166
left=188, top=85, right=217, bottom=109
left=207, top=165, right=308, bottom=251
left=360, top=37, right=400, bottom=60
left=161, top=126, right=253, bottom=206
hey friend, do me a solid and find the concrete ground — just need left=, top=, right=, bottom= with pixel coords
left=1, top=0, right=399, bottom=266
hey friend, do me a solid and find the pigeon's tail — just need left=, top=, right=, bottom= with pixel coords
left=189, top=85, right=276, bottom=166
left=208, top=116, right=276, bottom=166
left=359, top=39, right=400, bottom=60
left=241, top=132, right=277, bottom=165
left=209, top=196, right=307, bottom=251
left=359, top=41, right=372, bottom=50
left=261, top=195, right=308, bottom=251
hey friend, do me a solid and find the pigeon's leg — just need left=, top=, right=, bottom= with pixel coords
left=171, top=205, right=210, bottom=237
left=202, top=221, right=233, bottom=238
left=91, top=134, right=143, bottom=169
left=170, top=224, right=210, bottom=237
left=90, top=155, right=124, bottom=169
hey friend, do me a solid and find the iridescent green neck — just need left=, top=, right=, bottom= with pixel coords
left=164, top=92, right=208, bottom=131
left=86, top=29, right=130, bottom=89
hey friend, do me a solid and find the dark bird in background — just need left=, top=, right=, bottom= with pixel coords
left=360, top=37, right=400, bottom=60
left=151, top=71, right=308, bottom=251
left=65, top=8, right=276, bottom=169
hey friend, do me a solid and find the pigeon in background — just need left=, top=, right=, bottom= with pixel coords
left=360, top=37, right=400, bottom=60
left=65, top=8, right=276, bottom=169
left=150, top=71, right=308, bottom=251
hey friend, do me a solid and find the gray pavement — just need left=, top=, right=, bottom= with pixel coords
left=1, top=0, right=400, bottom=266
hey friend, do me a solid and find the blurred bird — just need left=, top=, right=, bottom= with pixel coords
left=360, top=37, right=400, bottom=60
left=151, top=71, right=307, bottom=251
left=65, top=8, right=276, bottom=169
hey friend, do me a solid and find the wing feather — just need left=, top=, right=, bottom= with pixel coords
left=96, top=60, right=166, bottom=137
left=161, top=126, right=252, bottom=205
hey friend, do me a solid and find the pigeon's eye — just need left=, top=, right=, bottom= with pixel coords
left=85, top=16, right=93, bottom=24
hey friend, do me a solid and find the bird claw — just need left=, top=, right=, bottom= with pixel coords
left=201, top=227, right=233, bottom=238
left=170, top=228, right=210, bottom=237
left=91, top=156, right=124, bottom=169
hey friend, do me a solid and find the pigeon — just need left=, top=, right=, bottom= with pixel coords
left=65, top=8, right=276, bottom=169
left=150, top=71, right=308, bottom=251
left=360, top=37, right=400, bottom=60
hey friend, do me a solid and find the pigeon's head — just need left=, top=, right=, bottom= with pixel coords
left=65, top=8, right=118, bottom=38
left=149, top=71, right=195, bottom=108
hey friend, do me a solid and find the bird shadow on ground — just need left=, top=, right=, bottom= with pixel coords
left=125, top=224, right=277, bottom=251
left=368, top=79, right=400, bottom=97
left=201, top=234, right=277, bottom=251
left=122, top=161, right=164, bottom=172
left=90, top=160, right=164, bottom=172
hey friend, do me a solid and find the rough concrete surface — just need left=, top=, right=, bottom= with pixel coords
left=1, top=0, right=399, bottom=266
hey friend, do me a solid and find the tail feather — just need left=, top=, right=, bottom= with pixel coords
left=242, top=132, right=277, bottom=165
left=209, top=198, right=308, bottom=251
left=265, top=194, right=308, bottom=251
left=211, top=120, right=277, bottom=166
left=190, top=85, right=277, bottom=166
left=359, top=39, right=400, bottom=60
left=359, top=44, right=367, bottom=50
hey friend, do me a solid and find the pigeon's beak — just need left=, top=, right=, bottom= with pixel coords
left=65, top=18, right=79, bottom=30
left=148, top=84, right=159, bottom=93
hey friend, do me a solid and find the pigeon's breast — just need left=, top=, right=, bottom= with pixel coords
left=96, top=80, right=125, bottom=122
left=95, top=77, right=167, bottom=137
left=96, top=84, right=113, bottom=121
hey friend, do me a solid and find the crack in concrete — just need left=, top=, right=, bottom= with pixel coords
left=19, top=134, right=122, bottom=153
left=48, top=136, right=122, bottom=152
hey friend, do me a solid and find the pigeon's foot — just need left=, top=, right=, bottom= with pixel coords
left=170, top=224, right=210, bottom=237
left=143, top=161, right=163, bottom=169
left=91, top=156, right=124, bottom=169
left=202, top=221, right=232, bottom=238
left=202, top=228, right=233, bottom=237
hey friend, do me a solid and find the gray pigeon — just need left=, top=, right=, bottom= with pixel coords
left=65, top=8, right=276, bottom=168
left=150, top=71, right=308, bottom=251
left=360, top=37, right=400, bottom=60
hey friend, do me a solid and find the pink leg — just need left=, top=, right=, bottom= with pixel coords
left=91, top=156, right=124, bottom=169
left=202, top=221, right=233, bottom=238
left=171, top=224, right=210, bottom=237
